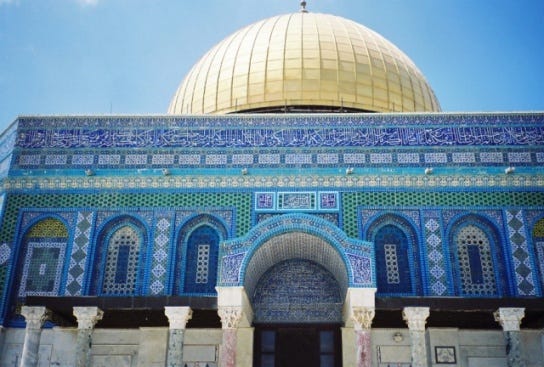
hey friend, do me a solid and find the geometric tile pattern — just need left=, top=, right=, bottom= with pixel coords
left=183, top=225, right=220, bottom=295
left=19, top=241, right=67, bottom=297
left=101, top=225, right=141, bottom=295
left=148, top=214, right=173, bottom=295
left=14, top=150, right=544, bottom=170
left=506, top=210, right=536, bottom=296
left=423, top=212, right=448, bottom=296
left=364, top=212, right=420, bottom=295
left=65, top=211, right=95, bottom=296
left=455, top=225, right=497, bottom=296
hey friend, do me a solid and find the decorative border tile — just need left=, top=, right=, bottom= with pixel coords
left=148, top=214, right=174, bottom=295
left=278, top=192, right=315, bottom=211
left=423, top=212, right=448, bottom=296
left=65, top=212, right=95, bottom=296
left=506, top=210, right=536, bottom=296
left=255, top=192, right=275, bottom=211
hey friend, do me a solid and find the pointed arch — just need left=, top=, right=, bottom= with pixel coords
left=16, top=216, right=70, bottom=298
left=365, top=213, right=421, bottom=296
left=89, top=215, right=147, bottom=296
left=174, top=214, right=227, bottom=295
left=447, top=214, right=508, bottom=297
left=220, top=214, right=374, bottom=297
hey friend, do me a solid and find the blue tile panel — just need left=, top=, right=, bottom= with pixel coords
left=423, top=212, right=449, bottom=296
left=363, top=212, right=421, bottom=296
left=148, top=213, right=174, bottom=295
left=183, top=225, right=220, bottom=294
left=19, top=241, right=66, bottom=296
left=65, top=211, right=95, bottom=296
left=10, top=113, right=544, bottom=174
left=253, top=259, right=343, bottom=323
left=505, top=210, right=537, bottom=296
left=0, top=112, right=544, bottom=325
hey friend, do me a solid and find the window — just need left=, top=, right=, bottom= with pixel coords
left=448, top=215, right=508, bottom=297
left=183, top=225, right=220, bottom=294
left=456, top=225, right=496, bottom=295
left=373, top=224, right=413, bottom=295
left=102, top=225, right=141, bottom=295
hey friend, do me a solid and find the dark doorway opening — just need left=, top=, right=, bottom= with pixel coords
left=254, top=325, right=341, bottom=367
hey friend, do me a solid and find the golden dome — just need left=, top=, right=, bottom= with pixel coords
left=168, top=11, right=440, bottom=114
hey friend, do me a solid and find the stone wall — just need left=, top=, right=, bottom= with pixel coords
left=1, top=327, right=542, bottom=367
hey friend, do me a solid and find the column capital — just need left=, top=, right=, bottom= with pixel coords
left=164, top=306, right=193, bottom=330
left=351, top=306, right=375, bottom=330
left=494, top=307, right=525, bottom=331
left=20, top=306, right=50, bottom=330
left=402, top=307, right=429, bottom=331
left=73, top=306, right=103, bottom=330
left=218, top=306, right=243, bottom=330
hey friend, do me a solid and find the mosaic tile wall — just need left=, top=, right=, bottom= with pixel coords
left=253, top=259, right=343, bottom=323
left=1, top=112, right=544, bottom=323
left=0, top=191, right=542, bottom=320
left=10, top=113, right=544, bottom=176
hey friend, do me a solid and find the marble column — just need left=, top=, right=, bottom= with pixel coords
left=218, top=306, right=243, bottom=367
left=402, top=307, right=429, bottom=367
left=19, top=306, right=49, bottom=367
left=73, top=307, right=103, bottom=367
left=494, top=307, right=526, bottom=367
left=164, top=306, right=193, bottom=367
left=351, top=307, right=375, bottom=367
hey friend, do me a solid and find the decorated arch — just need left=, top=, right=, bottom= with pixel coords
left=218, top=213, right=375, bottom=294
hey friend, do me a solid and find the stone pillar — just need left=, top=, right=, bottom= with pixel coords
left=351, top=307, right=375, bottom=367
left=402, top=307, right=429, bottom=367
left=164, top=306, right=193, bottom=367
left=73, top=306, right=103, bottom=367
left=218, top=306, right=243, bottom=367
left=19, top=306, right=49, bottom=367
left=494, top=308, right=526, bottom=367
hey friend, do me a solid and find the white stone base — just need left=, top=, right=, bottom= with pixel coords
left=0, top=326, right=543, bottom=367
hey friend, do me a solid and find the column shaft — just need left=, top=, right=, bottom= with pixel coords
left=355, top=329, right=371, bottom=367
left=494, top=307, right=526, bottom=367
left=218, top=306, right=243, bottom=367
left=19, top=306, right=49, bottom=367
left=351, top=307, right=375, bottom=367
left=403, top=307, right=429, bottom=367
left=166, top=329, right=186, bottom=367
left=164, top=306, right=192, bottom=367
left=75, top=329, right=93, bottom=367
left=73, top=306, right=103, bottom=367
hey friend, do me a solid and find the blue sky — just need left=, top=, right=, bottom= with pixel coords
left=1, top=0, right=543, bottom=132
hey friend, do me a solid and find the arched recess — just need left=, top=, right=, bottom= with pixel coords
left=174, top=214, right=227, bottom=295
left=447, top=214, right=509, bottom=297
left=89, top=215, right=147, bottom=296
left=244, top=231, right=349, bottom=306
left=219, top=214, right=375, bottom=323
left=252, top=258, right=343, bottom=323
left=15, top=217, right=69, bottom=299
left=531, top=217, right=544, bottom=289
left=365, top=213, right=421, bottom=295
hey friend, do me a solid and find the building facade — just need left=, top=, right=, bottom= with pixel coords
left=0, top=6, right=543, bottom=367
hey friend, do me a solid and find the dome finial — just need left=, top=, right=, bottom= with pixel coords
left=300, top=0, right=308, bottom=13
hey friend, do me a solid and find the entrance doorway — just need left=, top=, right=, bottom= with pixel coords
left=254, top=325, right=341, bottom=367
